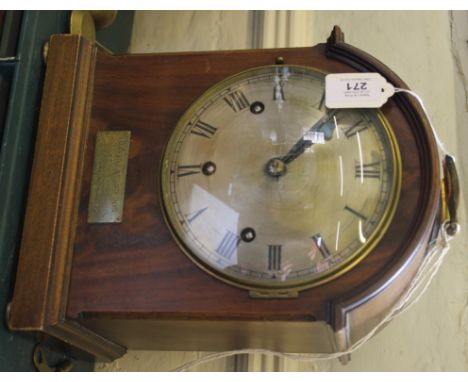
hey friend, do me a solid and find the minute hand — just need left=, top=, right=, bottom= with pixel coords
left=280, top=110, right=337, bottom=165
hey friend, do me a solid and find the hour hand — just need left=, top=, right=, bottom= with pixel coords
left=280, top=110, right=337, bottom=165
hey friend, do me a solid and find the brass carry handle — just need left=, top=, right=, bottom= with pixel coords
left=442, top=154, right=460, bottom=236
left=43, top=11, right=116, bottom=64
left=33, top=345, right=73, bottom=372
left=69, top=10, right=116, bottom=53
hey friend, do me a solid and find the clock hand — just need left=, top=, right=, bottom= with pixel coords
left=280, top=110, right=337, bottom=165
left=265, top=110, right=337, bottom=178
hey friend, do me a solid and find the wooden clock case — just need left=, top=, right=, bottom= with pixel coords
left=8, top=27, right=441, bottom=361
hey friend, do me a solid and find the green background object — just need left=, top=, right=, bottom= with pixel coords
left=0, top=10, right=134, bottom=371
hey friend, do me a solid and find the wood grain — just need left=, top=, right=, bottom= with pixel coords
left=8, top=34, right=124, bottom=360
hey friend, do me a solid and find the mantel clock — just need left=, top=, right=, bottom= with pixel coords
left=8, top=27, right=458, bottom=361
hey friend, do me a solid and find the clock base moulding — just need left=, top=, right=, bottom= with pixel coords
left=8, top=28, right=441, bottom=361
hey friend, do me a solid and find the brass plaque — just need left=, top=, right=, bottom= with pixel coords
left=88, top=131, right=131, bottom=223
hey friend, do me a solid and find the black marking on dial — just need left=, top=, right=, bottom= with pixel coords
left=344, top=205, right=368, bottom=220
left=312, top=234, right=331, bottom=258
left=186, top=207, right=208, bottom=223
left=224, top=90, right=250, bottom=112
left=355, top=161, right=381, bottom=179
left=216, top=230, right=241, bottom=260
left=268, top=245, right=282, bottom=271
left=177, top=164, right=201, bottom=177
left=343, top=119, right=369, bottom=138
left=317, top=90, right=325, bottom=110
left=273, top=82, right=285, bottom=101
left=190, top=120, right=218, bottom=139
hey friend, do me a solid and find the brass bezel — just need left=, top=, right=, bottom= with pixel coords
left=159, top=65, right=402, bottom=294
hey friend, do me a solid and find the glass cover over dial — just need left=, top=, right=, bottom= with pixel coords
left=161, top=65, right=401, bottom=291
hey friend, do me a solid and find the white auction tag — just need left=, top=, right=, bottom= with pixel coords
left=325, top=73, right=395, bottom=109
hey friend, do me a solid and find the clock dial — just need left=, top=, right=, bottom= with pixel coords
left=161, top=65, right=401, bottom=290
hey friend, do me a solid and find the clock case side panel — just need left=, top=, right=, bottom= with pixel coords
left=325, top=26, right=441, bottom=349
left=7, top=34, right=125, bottom=361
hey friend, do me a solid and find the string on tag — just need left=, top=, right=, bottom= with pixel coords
left=171, top=88, right=460, bottom=372
left=393, top=88, right=450, bottom=158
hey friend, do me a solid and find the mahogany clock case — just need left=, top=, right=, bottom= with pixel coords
left=8, top=28, right=440, bottom=360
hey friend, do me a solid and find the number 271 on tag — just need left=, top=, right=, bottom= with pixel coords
left=347, top=82, right=368, bottom=91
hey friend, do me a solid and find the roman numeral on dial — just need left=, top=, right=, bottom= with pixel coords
left=186, top=207, right=208, bottom=223
left=216, top=230, right=241, bottom=260
left=312, top=234, right=331, bottom=258
left=344, top=205, right=367, bottom=220
left=177, top=164, right=201, bottom=177
left=190, top=120, right=218, bottom=139
left=224, top=90, right=250, bottom=112
left=355, top=161, right=381, bottom=179
left=268, top=245, right=282, bottom=271
left=343, top=119, right=369, bottom=138
left=317, top=90, right=325, bottom=110
left=273, top=83, right=285, bottom=101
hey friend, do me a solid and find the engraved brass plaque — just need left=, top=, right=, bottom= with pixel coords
left=88, top=131, right=131, bottom=223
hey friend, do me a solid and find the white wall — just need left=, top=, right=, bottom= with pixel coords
left=95, top=10, right=468, bottom=372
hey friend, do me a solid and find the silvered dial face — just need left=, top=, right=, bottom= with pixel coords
left=161, top=65, right=400, bottom=290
